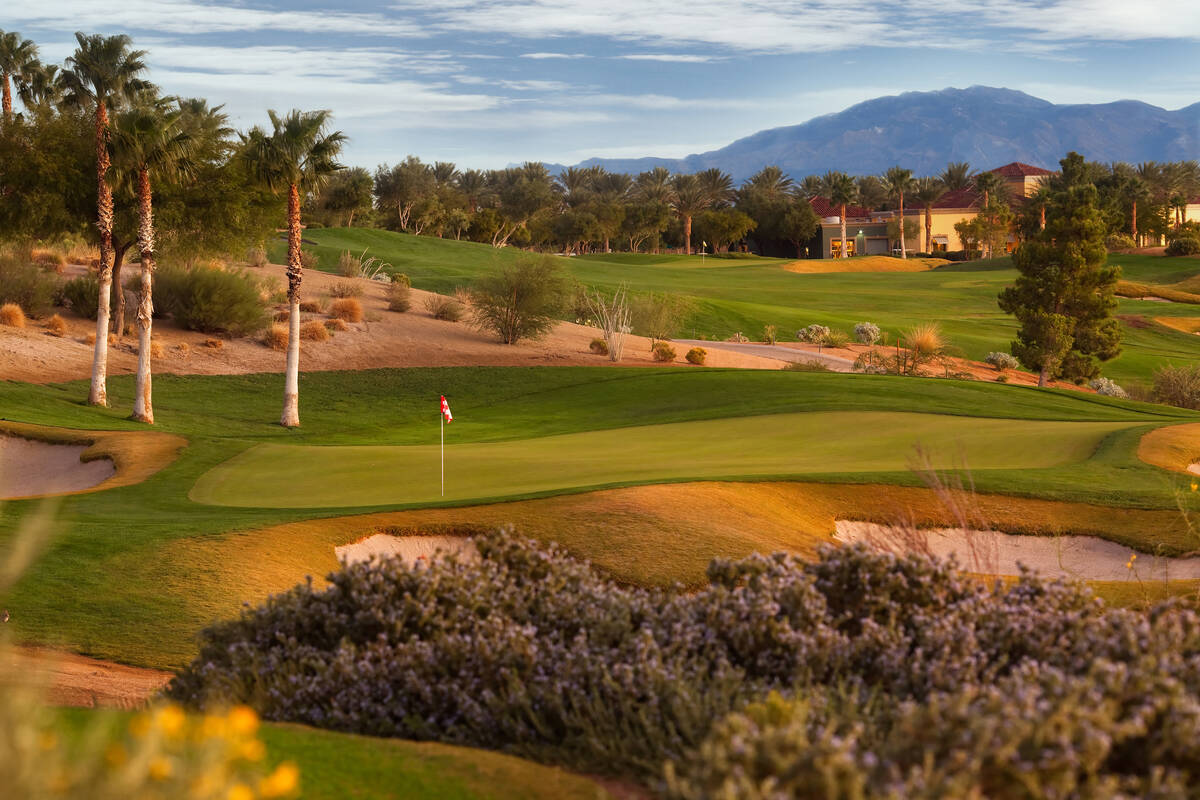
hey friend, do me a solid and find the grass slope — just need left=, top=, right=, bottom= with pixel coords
left=279, top=227, right=1200, bottom=383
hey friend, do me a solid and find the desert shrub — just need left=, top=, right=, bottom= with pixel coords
left=203, top=338, right=223, bottom=349
left=425, top=294, right=464, bottom=322
left=31, top=248, right=66, bottom=272
left=1153, top=363, right=1200, bottom=409
left=170, top=534, right=1200, bottom=787
left=1166, top=236, right=1200, bottom=256
left=149, top=339, right=165, bottom=358
left=337, top=250, right=361, bottom=277
left=299, top=320, right=329, bottom=341
left=1089, top=376, right=1128, bottom=398
left=589, top=338, right=609, bottom=356
left=387, top=281, right=411, bottom=312
left=246, top=245, right=269, bottom=267
left=468, top=256, right=568, bottom=345
left=784, top=359, right=832, bottom=372
left=263, top=325, right=289, bottom=350
left=299, top=248, right=320, bottom=268
left=155, top=266, right=269, bottom=335
left=329, top=297, right=363, bottom=323
left=1105, top=232, right=1136, bottom=251
left=44, top=313, right=67, bottom=336
left=0, top=302, right=26, bottom=327
left=325, top=318, right=348, bottom=332
left=796, top=324, right=830, bottom=343
left=825, top=330, right=850, bottom=348
left=630, top=292, right=692, bottom=344
left=762, top=324, right=777, bottom=344
left=651, top=341, right=677, bottom=362
left=985, top=351, right=1019, bottom=371
left=904, top=322, right=943, bottom=356
left=854, top=322, right=880, bottom=344
left=391, top=273, right=411, bottom=288
left=61, top=274, right=100, bottom=319
left=328, top=280, right=363, bottom=299
left=298, top=299, right=324, bottom=313
left=0, top=250, right=58, bottom=317
left=685, top=347, right=706, bottom=365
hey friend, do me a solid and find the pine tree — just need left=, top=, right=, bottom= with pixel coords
left=998, top=153, right=1121, bottom=386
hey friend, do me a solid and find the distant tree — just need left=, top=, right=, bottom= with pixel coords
left=696, top=168, right=734, bottom=208
left=485, top=162, right=556, bottom=248
left=883, top=166, right=914, bottom=258
left=972, top=170, right=1006, bottom=209
left=819, top=171, right=858, bottom=258
left=855, top=175, right=888, bottom=212
left=241, top=109, right=345, bottom=427
left=555, top=166, right=593, bottom=208
left=60, top=31, right=152, bottom=407
left=16, top=61, right=63, bottom=111
left=998, top=152, right=1121, bottom=386
left=620, top=201, right=670, bottom=252
left=456, top=168, right=487, bottom=213
left=797, top=174, right=823, bottom=199
left=373, top=156, right=433, bottom=230
left=777, top=199, right=819, bottom=258
left=0, top=30, right=38, bottom=122
left=940, top=161, right=974, bottom=191
left=671, top=173, right=709, bottom=255
left=911, top=177, right=947, bottom=253
left=886, top=217, right=920, bottom=253
left=469, top=255, right=568, bottom=344
left=693, top=207, right=755, bottom=252
left=633, top=167, right=674, bottom=204
left=318, top=166, right=373, bottom=227
left=745, top=166, right=793, bottom=198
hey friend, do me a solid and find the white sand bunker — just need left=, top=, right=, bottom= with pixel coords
left=0, top=435, right=115, bottom=499
left=336, top=534, right=478, bottom=566
left=1188, top=463, right=1200, bottom=475
left=835, top=521, right=1200, bottom=582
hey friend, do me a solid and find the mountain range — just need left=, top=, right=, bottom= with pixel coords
left=552, top=86, right=1199, bottom=181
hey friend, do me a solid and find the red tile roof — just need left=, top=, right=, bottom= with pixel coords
left=989, top=162, right=1054, bottom=178
left=932, top=187, right=981, bottom=209
left=809, top=196, right=872, bottom=218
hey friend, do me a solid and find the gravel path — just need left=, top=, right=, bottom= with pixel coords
left=673, top=340, right=855, bottom=371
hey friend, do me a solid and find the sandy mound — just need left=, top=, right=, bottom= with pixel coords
left=335, top=533, right=477, bottom=565
left=1, top=646, right=170, bottom=709
left=1138, top=422, right=1200, bottom=474
left=0, top=262, right=782, bottom=384
left=835, top=520, right=1200, bottom=582
left=0, top=435, right=115, bottom=499
left=783, top=256, right=949, bottom=274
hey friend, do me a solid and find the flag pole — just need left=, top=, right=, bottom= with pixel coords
left=440, top=411, right=444, bottom=497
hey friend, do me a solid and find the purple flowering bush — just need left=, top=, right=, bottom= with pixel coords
left=169, top=532, right=1200, bottom=790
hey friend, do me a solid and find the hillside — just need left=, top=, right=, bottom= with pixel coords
left=551, top=86, right=1200, bottom=180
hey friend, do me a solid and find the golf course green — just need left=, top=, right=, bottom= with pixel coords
left=190, top=411, right=1136, bottom=508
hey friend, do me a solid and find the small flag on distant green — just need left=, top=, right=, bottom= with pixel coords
left=440, top=395, right=453, bottom=423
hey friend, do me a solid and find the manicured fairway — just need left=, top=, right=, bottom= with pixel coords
left=191, top=411, right=1137, bottom=508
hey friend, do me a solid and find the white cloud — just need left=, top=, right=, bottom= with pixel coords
left=617, top=54, right=720, bottom=63
left=518, top=52, right=590, bottom=59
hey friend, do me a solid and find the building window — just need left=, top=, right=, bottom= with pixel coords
left=831, top=239, right=855, bottom=258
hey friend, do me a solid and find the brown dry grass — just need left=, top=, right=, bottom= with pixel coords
left=300, top=320, right=330, bottom=342
left=0, top=303, right=26, bottom=328
left=1155, top=317, right=1200, bottom=335
left=329, top=297, right=363, bottom=323
left=149, top=340, right=165, bottom=359
left=904, top=321, right=943, bottom=355
left=1116, top=279, right=1200, bottom=305
left=202, top=338, right=224, bottom=350
left=44, top=314, right=67, bottom=337
left=783, top=256, right=949, bottom=274
left=1138, top=423, right=1200, bottom=473
left=298, top=300, right=324, bottom=314
left=262, top=325, right=288, bottom=350
left=324, top=318, right=348, bottom=333
left=31, top=249, right=66, bottom=273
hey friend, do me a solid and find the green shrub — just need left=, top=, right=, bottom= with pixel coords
left=469, top=255, right=567, bottom=344
left=651, top=341, right=676, bottom=362
left=685, top=347, right=706, bottom=365
left=61, top=274, right=99, bottom=319
left=1105, top=232, right=1136, bottom=251
left=589, top=338, right=609, bottom=356
left=391, top=273, right=411, bottom=288
left=1166, top=236, right=1200, bottom=256
left=425, top=294, right=464, bottom=322
left=155, top=265, right=269, bottom=335
left=762, top=324, right=777, bottom=344
left=824, top=330, right=850, bottom=348
left=1152, top=363, right=1200, bottom=409
left=0, top=249, right=58, bottom=317
left=387, top=281, right=411, bottom=312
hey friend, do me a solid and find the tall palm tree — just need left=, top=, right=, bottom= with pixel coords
left=110, top=99, right=194, bottom=424
left=882, top=166, right=914, bottom=258
left=971, top=171, right=1007, bottom=257
left=912, top=177, right=947, bottom=253
left=242, top=109, right=345, bottom=427
left=820, top=171, right=858, bottom=258
left=60, top=32, right=151, bottom=407
left=671, top=173, right=709, bottom=255
left=855, top=175, right=888, bottom=212
left=0, top=30, right=38, bottom=122
left=744, top=166, right=793, bottom=199
left=798, top=175, right=823, bottom=199
left=16, top=61, right=62, bottom=110
left=634, top=166, right=674, bottom=204
left=555, top=166, right=593, bottom=208
left=940, top=161, right=974, bottom=191
left=696, top=168, right=733, bottom=208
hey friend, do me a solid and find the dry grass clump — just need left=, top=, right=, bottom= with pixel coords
left=425, top=294, right=464, bottom=322
left=299, top=299, right=325, bottom=314
left=176, top=342, right=190, bottom=356
left=0, top=303, right=26, bottom=327
left=273, top=310, right=290, bottom=323
left=905, top=322, right=944, bottom=356
left=589, top=338, right=609, bottom=356
left=83, top=332, right=118, bottom=346
left=246, top=245, right=269, bottom=267
left=387, top=280, right=412, bottom=312
left=325, top=318, right=348, bottom=332
left=329, top=297, right=363, bottom=323
left=300, top=320, right=330, bottom=341
left=150, top=339, right=165, bottom=359
left=203, top=338, right=224, bottom=350
left=329, top=280, right=364, bottom=299
left=263, top=325, right=288, bottom=350
left=44, top=313, right=67, bottom=337
left=31, top=248, right=67, bottom=273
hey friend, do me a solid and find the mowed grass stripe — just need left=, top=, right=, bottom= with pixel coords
left=190, top=411, right=1135, bottom=508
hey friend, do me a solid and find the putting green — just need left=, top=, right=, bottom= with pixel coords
left=190, top=411, right=1134, bottom=509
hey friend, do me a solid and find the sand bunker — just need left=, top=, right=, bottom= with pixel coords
left=335, top=534, right=478, bottom=565
left=835, top=521, right=1200, bottom=582
left=0, top=435, right=116, bottom=499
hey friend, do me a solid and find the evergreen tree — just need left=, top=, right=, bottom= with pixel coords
left=998, top=153, right=1121, bottom=386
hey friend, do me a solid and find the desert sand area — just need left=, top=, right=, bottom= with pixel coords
left=0, top=647, right=170, bottom=709
left=0, top=435, right=115, bottom=499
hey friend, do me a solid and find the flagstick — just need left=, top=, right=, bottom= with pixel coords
left=440, top=412, right=444, bottom=497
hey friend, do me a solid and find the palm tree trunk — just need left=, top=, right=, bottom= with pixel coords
left=281, top=183, right=302, bottom=428
left=133, top=168, right=155, bottom=424
left=924, top=205, right=932, bottom=253
left=1131, top=200, right=1138, bottom=242
left=1040, top=206, right=1046, bottom=231
left=684, top=214, right=692, bottom=255
left=1, top=73, right=11, bottom=120
left=840, top=204, right=848, bottom=259
left=898, top=193, right=906, bottom=259
left=90, top=101, right=113, bottom=407
left=111, top=240, right=130, bottom=339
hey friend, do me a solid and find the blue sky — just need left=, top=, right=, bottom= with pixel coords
left=4, top=0, right=1197, bottom=170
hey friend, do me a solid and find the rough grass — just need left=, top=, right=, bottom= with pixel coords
left=329, top=297, right=362, bottom=323
left=783, top=255, right=949, bottom=273
left=44, top=314, right=66, bottom=337
left=300, top=320, right=330, bottom=342
left=1137, top=422, right=1200, bottom=473
left=0, top=302, right=26, bottom=327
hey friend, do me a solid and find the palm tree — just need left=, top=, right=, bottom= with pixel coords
left=456, top=169, right=487, bottom=213
left=855, top=175, right=888, bottom=212
left=634, top=167, right=674, bottom=204
left=110, top=99, right=194, bottom=424
left=432, top=161, right=458, bottom=186
left=242, top=109, right=345, bottom=427
left=940, top=161, right=975, bottom=191
left=16, top=62, right=62, bottom=110
left=972, top=170, right=1006, bottom=209
left=882, top=166, right=914, bottom=258
left=696, top=168, right=733, bottom=208
left=912, top=177, right=947, bottom=253
left=555, top=166, right=593, bottom=208
left=798, top=175, right=823, bottom=199
left=0, top=30, right=38, bottom=122
left=671, top=173, right=709, bottom=254
left=60, top=32, right=151, bottom=407
left=744, top=166, right=793, bottom=199
left=820, top=171, right=858, bottom=258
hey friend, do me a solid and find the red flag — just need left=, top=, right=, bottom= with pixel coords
left=440, top=395, right=453, bottom=423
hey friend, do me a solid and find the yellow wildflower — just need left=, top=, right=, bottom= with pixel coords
left=155, top=704, right=187, bottom=738
left=259, top=762, right=300, bottom=798
left=227, top=783, right=254, bottom=800
left=240, top=738, right=267, bottom=762
left=148, top=756, right=173, bottom=782
left=200, top=713, right=228, bottom=740
left=129, top=713, right=151, bottom=739
left=1191, top=481, right=1198, bottom=492
left=228, top=706, right=259, bottom=736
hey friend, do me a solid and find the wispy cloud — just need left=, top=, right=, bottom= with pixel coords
left=617, top=54, right=720, bottom=63
left=518, top=52, right=590, bottom=59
